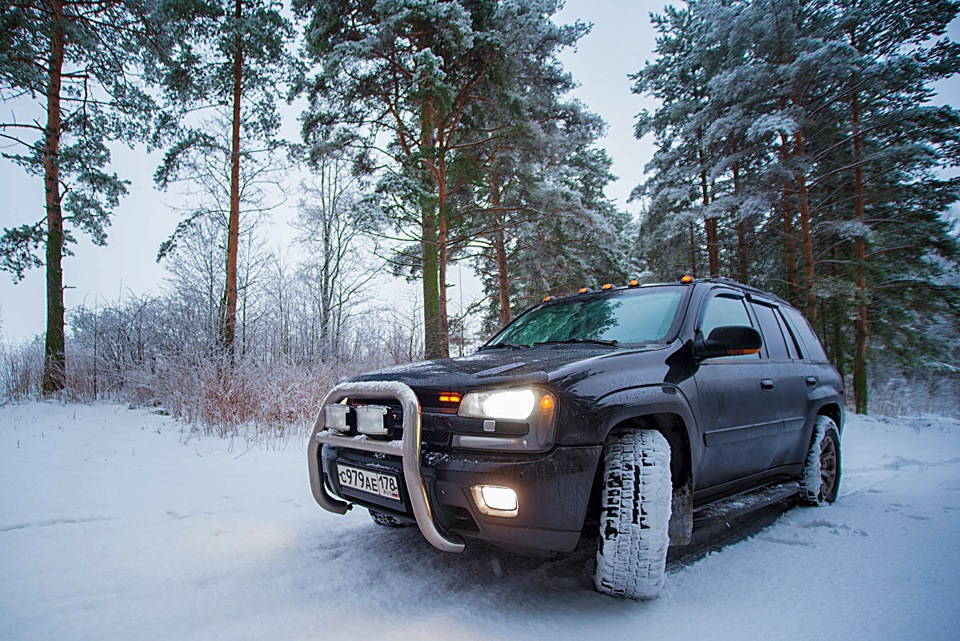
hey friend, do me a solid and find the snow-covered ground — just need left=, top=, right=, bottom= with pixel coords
left=1, top=402, right=958, bottom=641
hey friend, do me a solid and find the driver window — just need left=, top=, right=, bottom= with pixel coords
left=699, top=294, right=759, bottom=360
left=700, top=294, right=752, bottom=336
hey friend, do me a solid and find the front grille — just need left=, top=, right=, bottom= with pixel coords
left=419, top=393, right=461, bottom=412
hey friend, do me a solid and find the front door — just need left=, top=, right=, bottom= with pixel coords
left=694, top=291, right=783, bottom=490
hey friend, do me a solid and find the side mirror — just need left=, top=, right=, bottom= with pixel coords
left=695, top=326, right=762, bottom=360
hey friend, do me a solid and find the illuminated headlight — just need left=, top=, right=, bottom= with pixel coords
left=324, top=404, right=349, bottom=432
left=471, top=485, right=518, bottom=517
left=459, top=388, right=536, bottom=421
left=454, top=387, right=558, bottom=452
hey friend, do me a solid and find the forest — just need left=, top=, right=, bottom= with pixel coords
left=1, top=0, right=958, bottom=433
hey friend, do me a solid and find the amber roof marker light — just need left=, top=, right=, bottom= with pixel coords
left=578, top=287, right=590, bottom=294
left=543, top=295, right=553, bottom=302
left=601, top=283, right=613, bottom=290
left=681, top=275, right=694, bottom=284
left=628, top=279, right=640, bottom=287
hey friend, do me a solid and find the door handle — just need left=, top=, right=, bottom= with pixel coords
left=806, top=376, right=817, bottom=387
left=761, top=379, right=775, bottom=391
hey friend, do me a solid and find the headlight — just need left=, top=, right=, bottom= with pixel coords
left=455, top=387, right=558, bottom=452
left=458, top=388, right=536, bottom=421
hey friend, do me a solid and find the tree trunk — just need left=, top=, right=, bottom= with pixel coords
left=437, top=159, right=449, bottom=358
left=420, top=106, right=443, bottom=360
left=700, top=163, right=718, bottom=276
left=42, top=0, right=66, bottom=395
left=794, top=129, right=817, bottom=325
left=733, top=164, right=748, bottom=283
left=780, top=133, right=799, bottom=306
left=224, top=0, right=243, bottom=358
left=491, top=175, right=511, bottom=326
left=852, top=90, right=868, bottom=414
left=688, top=222, right=698, bottom=278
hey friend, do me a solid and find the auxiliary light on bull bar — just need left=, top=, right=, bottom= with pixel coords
left=324, top=404, right=349, bottom=432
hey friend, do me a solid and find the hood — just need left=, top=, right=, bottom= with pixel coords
left=346, top=345, right=661, bottom=391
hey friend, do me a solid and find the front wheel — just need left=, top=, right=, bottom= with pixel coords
left=595, top=429, right=672, bottom=600
left=798, top=415, right=842, bottom=506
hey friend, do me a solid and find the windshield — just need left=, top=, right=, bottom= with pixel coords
left=486, top=287, right=685, bottom=347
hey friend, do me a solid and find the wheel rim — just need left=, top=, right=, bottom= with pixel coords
left=819, top=433, right=838, bottom=499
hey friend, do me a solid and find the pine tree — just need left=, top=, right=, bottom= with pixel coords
left=632, top=0, right=960, bottom=412
left=294, top=0, right=592, bottom=358
left=0, top=0, right=166, bottom=393
left=153, top=0, right=294, bottom=358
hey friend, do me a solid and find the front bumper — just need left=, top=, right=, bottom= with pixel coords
left=307, top=381, right=600, bottom=554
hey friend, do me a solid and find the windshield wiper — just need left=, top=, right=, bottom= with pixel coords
left=478, top=342, right=529, bottom=350
left=534, top=338, right=619, bottom=347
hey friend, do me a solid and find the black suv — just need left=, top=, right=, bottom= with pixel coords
left=307, top=278, right=844, bottom=599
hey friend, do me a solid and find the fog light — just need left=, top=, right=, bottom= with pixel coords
left=356, top=405, right=388, bottom=435
left=324, top=405, right=348, bottom=432
left=471, top=485, right=518, bottom=518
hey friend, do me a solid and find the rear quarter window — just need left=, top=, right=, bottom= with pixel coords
left=782, top=307, right=830, bottom=363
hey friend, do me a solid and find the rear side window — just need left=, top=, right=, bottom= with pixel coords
left=750, top=302, right=789, bottom=360
left=774, top=308, right=801, bottom=360
left=781, top=307, right=830, bottom=363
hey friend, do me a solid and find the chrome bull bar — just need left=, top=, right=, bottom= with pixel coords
left=307, top=381, right=465, bottom=553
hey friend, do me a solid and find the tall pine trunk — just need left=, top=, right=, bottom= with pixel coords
left=688, top=222, right=698, bottom=278
left=420, top=106, right=443, bottom=360
left=699, top=146, right=719, bottom=276
left=42, top=0, right=66, bottom=394
left=852, top=90, right=869, bottom=414
left=780, top=133, right=799, bottom=306
left=733, top=163, right=748, bottom=283
left=491, top=175, right=511, bottom=326
left=224, top=0, right=243, bottom=357
left=794, top=130, right=817, bottom=325
left=437, top=158, right=449, bottom=359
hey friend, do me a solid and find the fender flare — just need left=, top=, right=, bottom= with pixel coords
left=592, top=384, right=703, bottom=489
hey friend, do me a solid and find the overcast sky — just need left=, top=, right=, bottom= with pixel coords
left=0, top=1, right=957, bottom=343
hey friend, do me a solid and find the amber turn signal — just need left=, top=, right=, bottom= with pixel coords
left=439, top=393, right=461, bottom=404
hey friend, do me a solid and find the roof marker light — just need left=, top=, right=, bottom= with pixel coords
left=628, top=279, right=640, bottom=287
left=578, top=287, right=589, bottom=294
left=543, top=295, right=553, bottom=302
left=681, top=275, right=694, bottom=284
left=602, top=283, right=613, bottom=290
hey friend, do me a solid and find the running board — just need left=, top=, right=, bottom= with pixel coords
left=694, top=481, right=799, bottom=528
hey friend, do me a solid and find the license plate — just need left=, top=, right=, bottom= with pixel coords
left=337, top=464, right=401, bottom=502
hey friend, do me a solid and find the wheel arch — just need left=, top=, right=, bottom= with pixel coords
left=594, top=408, right=696, bottom=546
left=817, top=402, right=843, bottom=433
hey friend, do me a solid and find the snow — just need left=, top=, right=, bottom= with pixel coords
left=2, top=403, right=959, bottom=641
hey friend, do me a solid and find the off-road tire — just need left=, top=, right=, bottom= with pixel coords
left=595, top=429, right=672, bottom=600
left=798, top=415, right=841, bottom=506
left=369, top=509, right=407, bottom=527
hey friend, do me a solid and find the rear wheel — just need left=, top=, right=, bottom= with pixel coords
left=799, top=415, right=842, bottom=506
left=594, top=429, right=672, bottom=600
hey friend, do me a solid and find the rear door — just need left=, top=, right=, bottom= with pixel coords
left=748, top=298, right=810, bottom=469
left=694, top=290, right=783, bottom=489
